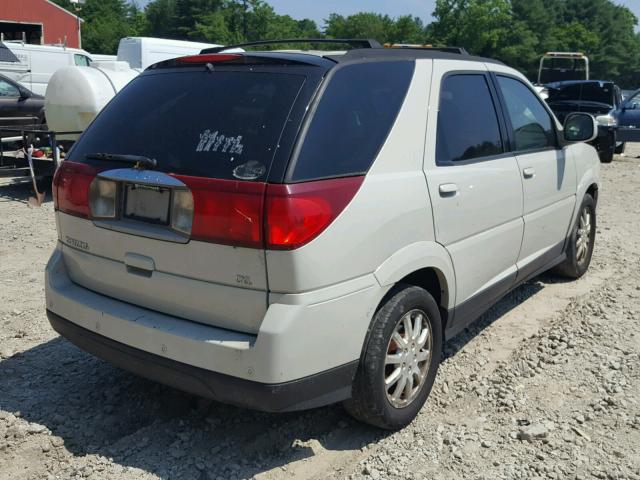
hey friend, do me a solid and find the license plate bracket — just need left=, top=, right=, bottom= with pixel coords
left=124, top=183, right=171, bottom=225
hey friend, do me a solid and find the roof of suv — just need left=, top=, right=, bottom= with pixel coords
left=193, top=39, right=505, bottom=68
left=323, top=48, right=504, bottom=65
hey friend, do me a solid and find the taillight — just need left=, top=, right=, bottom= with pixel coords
left=176, top=54, right=242, bottom=64
left=170, top=189, right=194, bottom=235
left=53, top=161, right=97, bottom=219
left=174, top=175, right=266, bottom=248
left=265, top=176, right=364, bottom=250
left=88, top=178, right=117, bottom=219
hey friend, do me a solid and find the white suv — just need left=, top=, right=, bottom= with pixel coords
left=45, top=41, right=600, bottom=430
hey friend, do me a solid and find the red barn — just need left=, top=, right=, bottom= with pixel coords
left=0, top=0, right=83, bottom=49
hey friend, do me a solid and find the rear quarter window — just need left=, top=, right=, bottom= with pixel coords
left=289, top=61, right=414, bottom=182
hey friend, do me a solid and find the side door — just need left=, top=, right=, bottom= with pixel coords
left=424, top=61, right=524, bottom=330
left=0, top=77, right=23, bottom=127
left=617, top=90, right=640, bottom=142
left=492, top=73, right=576, bottom=280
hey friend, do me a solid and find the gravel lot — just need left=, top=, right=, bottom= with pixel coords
left=1, top=146, right=639, bottom=480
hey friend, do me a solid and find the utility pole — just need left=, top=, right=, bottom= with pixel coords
left=242, top=0, right=247, bottom=40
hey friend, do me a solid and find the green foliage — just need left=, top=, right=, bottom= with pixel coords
left=51, top=0, right=145, bottom=53
left=50, top=0, right=640, bottom=88
left=428, top=0, right=640, bottom=87
left=325, top=13, right=425, bottom=44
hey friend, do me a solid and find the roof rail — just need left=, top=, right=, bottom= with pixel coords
left=384, top=43, right=469, bottom=55
left=201, top=38, right=382, bottom=54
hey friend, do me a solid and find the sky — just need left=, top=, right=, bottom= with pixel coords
left=137, top=0, right=640, bottom=29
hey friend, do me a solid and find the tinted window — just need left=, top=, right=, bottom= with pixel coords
left=290, top=61, right=414, bottom=182
left=436, top=74, right=503, bottom=163
left=0, top=79, right=19, bottom=97
left=74, top=54, right=91, bottom=66
left=70, top=71, right=305, bottom=181
left=498, top=76, right=556, bottom=151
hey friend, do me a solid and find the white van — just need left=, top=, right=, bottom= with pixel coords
left=116, top=37, right=220, bottom=70
left=0, top=42, right=93, bottom=95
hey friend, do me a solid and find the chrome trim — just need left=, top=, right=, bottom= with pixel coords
left=97, top=169, right=187, bottom=188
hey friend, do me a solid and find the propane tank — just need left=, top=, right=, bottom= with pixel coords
left=45, top=61, right=139, bottom=140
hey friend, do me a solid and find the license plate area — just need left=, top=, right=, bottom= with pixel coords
left=123, top=183, right=171, bottom=225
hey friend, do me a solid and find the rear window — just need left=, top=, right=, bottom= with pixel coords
left=69, top=70, right=305, bottom=181
left=289, top=61, right=414, bottom=182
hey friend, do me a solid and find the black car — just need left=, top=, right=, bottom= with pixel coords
left=545, top=80, right=623, bottom=163
left=0, top=73, right=45, bottom=129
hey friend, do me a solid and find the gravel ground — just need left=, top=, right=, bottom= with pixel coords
left=1, top=146, right=639, bottom=480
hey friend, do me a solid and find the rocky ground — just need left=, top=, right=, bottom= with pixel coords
left=0, top=147, right=639, bottom=480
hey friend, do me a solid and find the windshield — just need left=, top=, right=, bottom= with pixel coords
left=546, top=82, right=615, bottom=107
left=70, top=70, right=306, bottom=181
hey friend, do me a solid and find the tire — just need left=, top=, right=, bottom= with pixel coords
left=599, top=149, right=614, bottom=163
left=614, top=142, right=626, bottom=155
left=554, top=194, right=596, bottom=279
left=344, top=284, right=442, bottom=430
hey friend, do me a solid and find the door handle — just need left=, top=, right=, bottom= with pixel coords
left=523, top=167, right=536, bottom=179
left=439, top=183, right=459, bottom=196
left=124, top=252, right=155, bottom=276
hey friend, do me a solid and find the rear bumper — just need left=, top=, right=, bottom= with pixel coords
left=45, top=244, right=385, bottom=410
left=47, top=310, right=357, bottom=412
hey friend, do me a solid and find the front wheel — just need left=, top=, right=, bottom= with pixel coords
left=614, top=142, right=626, bottom=155
left=554, top=194, right=596, bottom=279
left=599, top=149, right=614, bottom=163
left=344, top=285, right=442, bottom=430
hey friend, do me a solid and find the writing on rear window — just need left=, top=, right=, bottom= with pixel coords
left=196, top=130, right=244, bottom=155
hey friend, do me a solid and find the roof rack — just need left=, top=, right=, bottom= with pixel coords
left=384, top=43, right=468, bottom=55
left=201, top=38, right=383, bottom=54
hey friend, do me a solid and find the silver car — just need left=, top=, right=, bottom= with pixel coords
left=45, top=41, right=601, bottom=430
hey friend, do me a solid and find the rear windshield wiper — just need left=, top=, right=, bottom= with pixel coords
left=85, top=153, right=157, bottom=170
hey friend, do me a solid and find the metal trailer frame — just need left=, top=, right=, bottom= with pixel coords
left=0, top=127, right=80, bottom=179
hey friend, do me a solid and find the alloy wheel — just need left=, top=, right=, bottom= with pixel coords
left=384, top=309, right=433, bottom=408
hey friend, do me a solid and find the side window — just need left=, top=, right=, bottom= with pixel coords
left=290, top=61, right=414, bottom=182
left=0, top=79, right=19, bottom=97
left=629, top=92, right=640, bottom=109
left=497, top=76, right=556, bottom=151
left=74, top=54, right=91, bottom=67
left=436, top=74, right=503, bottom=163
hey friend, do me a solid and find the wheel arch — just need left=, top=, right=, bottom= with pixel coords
left=373, top=241, right=455, bottom=313
left=586, top=182, right=598, bottom=205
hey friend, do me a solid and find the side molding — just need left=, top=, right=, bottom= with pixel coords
left=373, top=241, right=456, bottom=310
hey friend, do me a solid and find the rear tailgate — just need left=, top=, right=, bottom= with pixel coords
left=54, top=62, right=315, bottom=334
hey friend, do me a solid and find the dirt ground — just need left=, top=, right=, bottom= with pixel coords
left=0, top=145, right=639, bottom=480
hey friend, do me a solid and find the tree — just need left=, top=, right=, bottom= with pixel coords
left=426, top=0, right=513, bottom=56
left=51, top=0, right=144, bottom=53
left=325, top=13, right=395, bottom=43
left=425, top=0, right=640, bottom=88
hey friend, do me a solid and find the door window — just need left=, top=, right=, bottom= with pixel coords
left=497, top=76, right=556, bottom=151
left=74, top=54, right=91, bottom=67
left=0, top=79, right=19, bottom=97
left=627, top=92, right=640, bottom=110
left=436, top=74, right=503, bottom=163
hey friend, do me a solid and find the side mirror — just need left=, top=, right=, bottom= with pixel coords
left=563, top=113, right=598, bottom=143
left=18, top=88, right=32, bottom=99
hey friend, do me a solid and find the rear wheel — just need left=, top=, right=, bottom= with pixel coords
left=554, top=194, right=596, bottom=279
left=614, top=142, right=626, bottom=155
left=344, top=285, right=442, bottom=430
